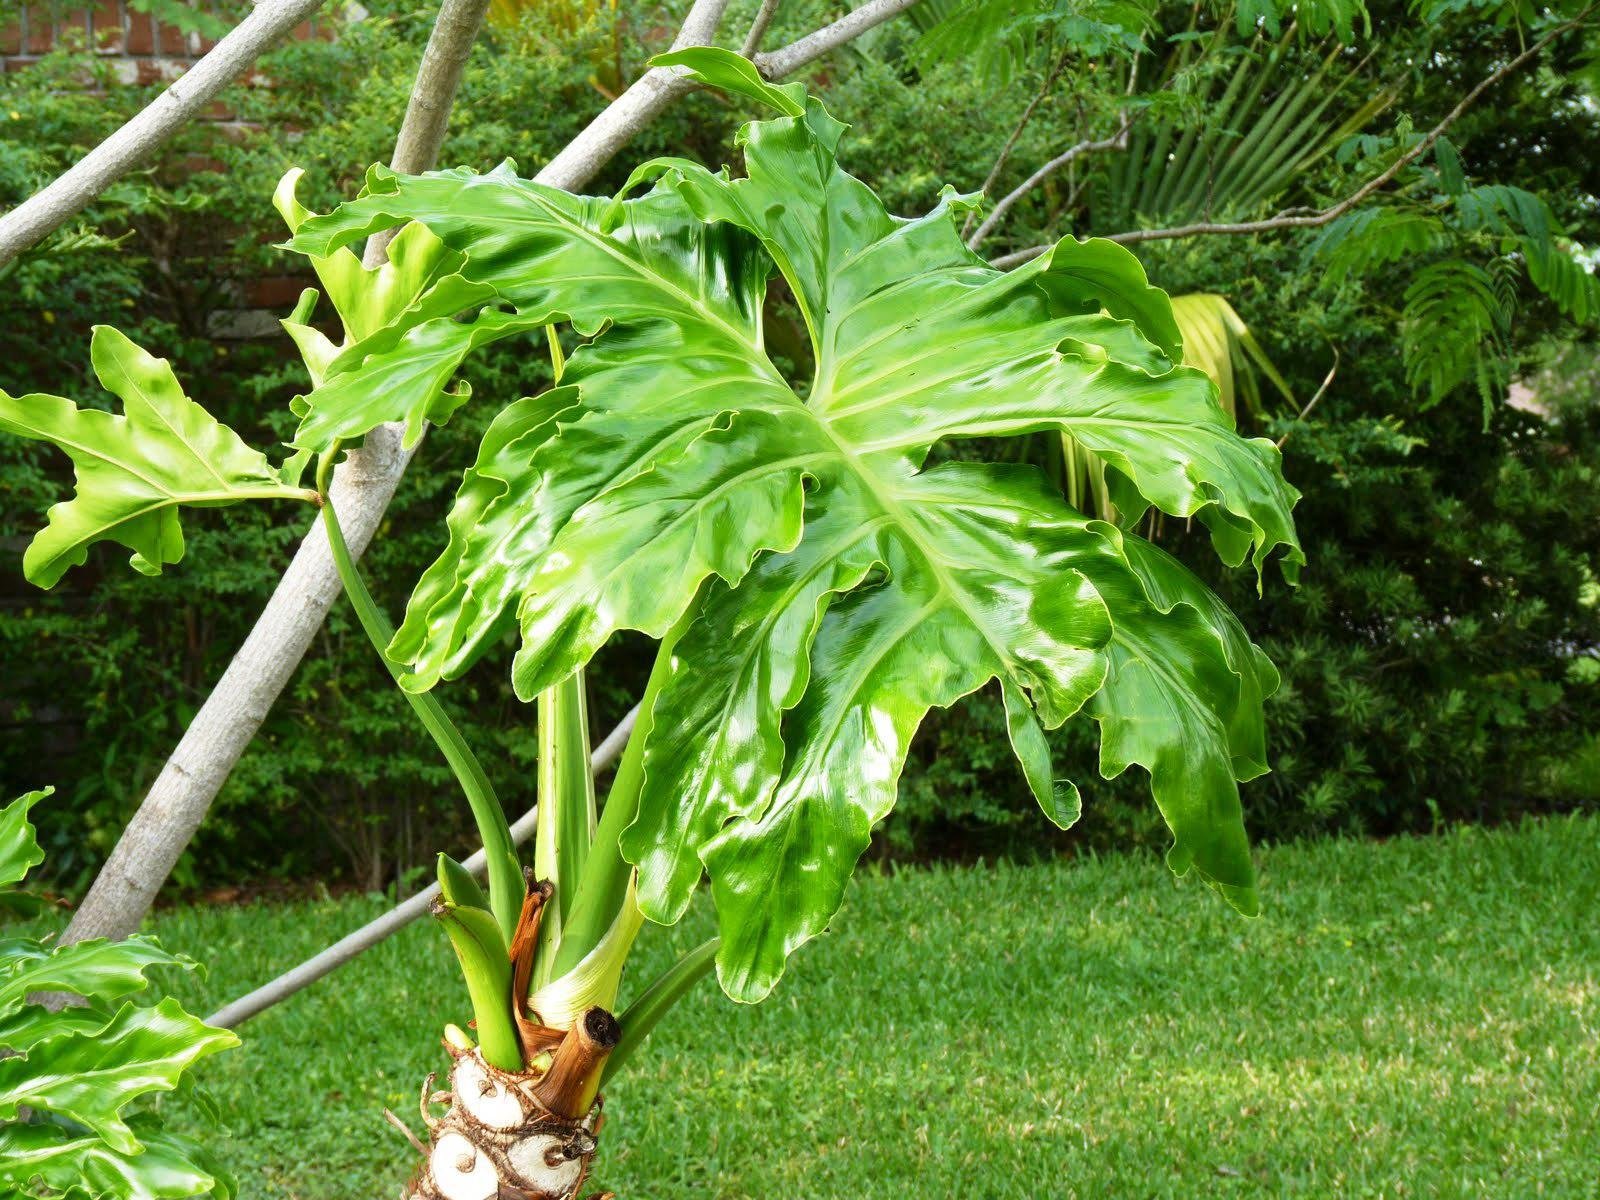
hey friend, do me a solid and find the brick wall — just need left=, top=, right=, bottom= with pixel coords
left=1, top=2, right=346, bottom=336
left=0, top=2, right=331, bottom=82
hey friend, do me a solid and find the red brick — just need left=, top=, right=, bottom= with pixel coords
left=125, top=8, right=154, bottom=53
left=134, top=56, right=188, bottom=85
left=194, top=0, right=218, bottom=52
left=91, top=1, right=123, bottom=53
left=245, top=275, right=316, bottom=309
left=24, top=10, right=54, bottom=54
left=0, top=19, right=20, bottom=55
left=291, top=19, right=312, bottom=40
left=155, top=18, right=187, bottom=55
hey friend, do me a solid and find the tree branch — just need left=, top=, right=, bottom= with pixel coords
left=753, top=0, right=921, bottom=78
left=539, top=0, right=919, bottom=188
left=962, top=48, right=1070, bottom=240
left=58, top=0, right=498, bottom=953
left=741, top=0, right=784, bottom=57
left=966, top=114, right=1132, bottom=250
left=205, top=706, right=638, bottom=1030
left=993, top=11, right=1593, bottom=268
left=0, top=0, right=332, bottom=269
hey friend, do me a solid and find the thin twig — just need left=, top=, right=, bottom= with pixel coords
left=962, top=48, right=1071, bottom=239
left=1276, top=348, right=1339, bottom=448
left=741, top=0, right=784, bottom=57
left=383, top=1108, right=429, bottom=1156
left=752, top=0, right=921, bottom=78
left=540, top=0, right=919, bottom=188
left=966, top=114, right=1133, bottom=250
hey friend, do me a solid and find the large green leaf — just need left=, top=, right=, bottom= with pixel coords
left=0, top=998, right=237, bottom=1154
left=0, top=328, right=310, bottom=587
left=0, top=1003, right=114, bottom=1052
left=288, top=50, right=1300, bottom=1001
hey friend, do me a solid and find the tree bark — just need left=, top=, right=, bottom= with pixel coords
left=61, top=0, right=494, bottom=947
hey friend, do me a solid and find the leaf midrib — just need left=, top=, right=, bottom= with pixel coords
left=513, top=185, right=784, bottom=382
left=803, top=410, right=1055, bottom=727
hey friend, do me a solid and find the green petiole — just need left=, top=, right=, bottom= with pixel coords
left=317, top=449, right=523, bottom=946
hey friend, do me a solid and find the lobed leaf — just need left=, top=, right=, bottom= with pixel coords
left=0, top=787, right=49, bottom=888
left=0, top=997, right=238, bottom=1155
left=290, top=50, right=1302, bottom=1002
left=0, top=328, right=304, bottom=587
left=0, top=936, right=193, bottom=1013
left=0, top=1118, right=235, bottom=1200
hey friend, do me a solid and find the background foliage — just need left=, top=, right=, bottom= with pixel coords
left=0, top=0, right=1596, bottom=892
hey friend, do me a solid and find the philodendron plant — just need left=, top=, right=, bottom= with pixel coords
left=0, top=790, right=238, bottom=1199
left=0, top=49, right=1301, bottom=1199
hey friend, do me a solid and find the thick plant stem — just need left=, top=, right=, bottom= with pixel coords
left=532, top=1006, right=620, bottom=1119
left=604, top=937, right=718, bottom=1083
left=205, top=707, right=636, bottom=1030
left=547, top=622, right=684, bottom=979
left=534, top=674, right=597, bottom=985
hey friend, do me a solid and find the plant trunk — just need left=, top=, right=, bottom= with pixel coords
left=411, top=1015, right=619, bottom=1200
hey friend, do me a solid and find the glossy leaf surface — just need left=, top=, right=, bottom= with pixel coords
left=0, top=787, right=48, bottom=887
left=0, top=937, right=192, bottom=1010
left=290, top=50, right=1300, bottom=1001
left=0, top=997, right=237, bottom=1154
left=0, top=1119, right=236, bottom=1200
left=0, top=327, right=306, bottom=587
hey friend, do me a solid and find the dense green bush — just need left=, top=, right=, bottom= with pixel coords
left=1, top=0, right=1595, bottom=891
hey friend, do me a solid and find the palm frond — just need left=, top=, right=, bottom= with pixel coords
left=1169, top=292, right=1293, bottom=420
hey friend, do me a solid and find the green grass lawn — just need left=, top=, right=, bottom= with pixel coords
left=129, top=815, right=1598, bottom=1198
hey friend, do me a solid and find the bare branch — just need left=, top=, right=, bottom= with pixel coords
left=962, top=49, right=1070, bottom=239
left=967, top=114, right=1132, bottom=250
left=672, top=0, right=734, bottom=50
left=0, top=0, right=332, bottom=269
left=753, top=0, right=921, bottom=78
left=542, top=0, right=922, bottom=188
left=57, top=0, right=498, bottom=955
left=741, top=0, right=784, bottom=57
left=1277, top=348, right=1339, bottom=448
left=365, top=0, right=495, bottom=265
left=205, top=706, right=639, bottom=1030
left=533, top=0, right=734, bottom=191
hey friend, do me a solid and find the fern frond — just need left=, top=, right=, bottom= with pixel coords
left=1402, top=260, right=1509, bottom=412
left=1305, top=207, right=1448, bottom=276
